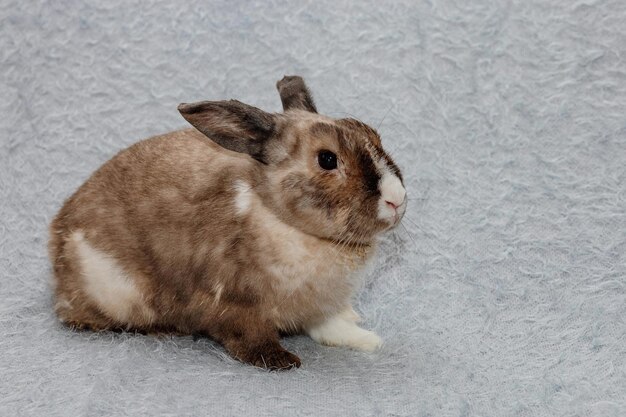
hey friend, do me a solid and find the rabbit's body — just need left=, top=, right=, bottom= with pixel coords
left=49, top=77, right=406, bottom=369
left=50, top=128, right=372, bottom=333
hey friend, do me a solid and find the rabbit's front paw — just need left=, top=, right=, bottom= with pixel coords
left=307, top=316, right=382, bottom=352
left=231, top=340, right=301, bottom=370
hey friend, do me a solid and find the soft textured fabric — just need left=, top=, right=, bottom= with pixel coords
left=1, top=1, right=625, bottom=416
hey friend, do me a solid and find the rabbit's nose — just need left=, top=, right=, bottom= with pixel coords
left=385, top=200, right=399, bottom=210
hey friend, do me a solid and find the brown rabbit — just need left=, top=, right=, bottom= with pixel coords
left=48, top=76, right=406, bottom=369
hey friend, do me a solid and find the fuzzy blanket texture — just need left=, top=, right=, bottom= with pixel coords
left=1, top=1, right=625, bottom=416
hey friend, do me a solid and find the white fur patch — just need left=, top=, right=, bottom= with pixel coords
left=71, top=231, right=154, bottom=324
left=307, top=315, right=382, bottom=352
left=233, top=180, right=252, bottom=215
left=378, top=167, right=406, bottom=220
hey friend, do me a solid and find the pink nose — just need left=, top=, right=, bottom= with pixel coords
left=386, top=200, right=398, bottom=210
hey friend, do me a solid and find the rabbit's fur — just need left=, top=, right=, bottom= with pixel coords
left=49, top=76, right=406, bottom=369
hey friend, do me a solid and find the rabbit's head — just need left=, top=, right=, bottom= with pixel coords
left=178, top=76, right=406, bottom=245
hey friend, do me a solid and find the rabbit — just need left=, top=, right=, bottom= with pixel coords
left=48, top=76, right=407, bottom=370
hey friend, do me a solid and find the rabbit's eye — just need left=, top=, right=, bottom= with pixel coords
left=318, top=150, right=338, bottom=170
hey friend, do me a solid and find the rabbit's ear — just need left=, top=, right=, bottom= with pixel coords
left=178, top=100, right=275, bottom=163
left=276, top=75, right=317, bottom=113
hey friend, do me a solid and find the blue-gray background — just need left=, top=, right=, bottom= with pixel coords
left=1, top=1, right=625, bottom=416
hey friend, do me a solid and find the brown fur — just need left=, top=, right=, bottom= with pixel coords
left=49, top=76, right=404, bottom=370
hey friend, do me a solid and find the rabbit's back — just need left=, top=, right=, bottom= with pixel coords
left=49, top=128, right=257, bottom=331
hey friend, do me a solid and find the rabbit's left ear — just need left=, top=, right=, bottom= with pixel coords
left=276, top=75, right=317, bottom=113
left=178, top=99, right=276, bottom=163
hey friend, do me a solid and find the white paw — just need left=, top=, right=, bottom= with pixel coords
left=351, top=329, right=383, bottom=352
left=307, top=316, right=382, bottom=352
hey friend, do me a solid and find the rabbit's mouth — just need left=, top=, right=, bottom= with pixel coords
left=390, top=199, right=408, bottom=228
left=378, top=198, right=407, bottom=232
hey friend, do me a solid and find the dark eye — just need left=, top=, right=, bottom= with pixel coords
left=317, top=150, right=338, bottom=170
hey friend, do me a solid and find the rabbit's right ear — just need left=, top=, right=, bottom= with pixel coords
left=178, top=100, right=275, bottom=163
left=276, top=75, right=317, bottom=113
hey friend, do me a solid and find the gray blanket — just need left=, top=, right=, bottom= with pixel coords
left=1, top=1, right=625, bottom=416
